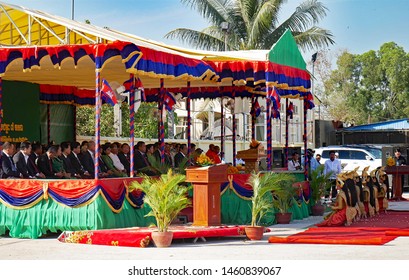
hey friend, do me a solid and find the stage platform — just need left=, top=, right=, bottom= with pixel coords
left=1, top=173, right=312, bottom=239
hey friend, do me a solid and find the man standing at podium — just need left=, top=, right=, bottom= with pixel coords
left=394, top=148, right=406, bottom=198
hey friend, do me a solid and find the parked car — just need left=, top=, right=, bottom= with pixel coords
left=314, top=145, right=382, bottom=173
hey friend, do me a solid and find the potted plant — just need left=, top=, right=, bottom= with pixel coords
left=245, top=172, right=294, bottom=240
left=271, top=178, right=297, bottom=224
left=129, top=169, right=192, bottom=247
left=310, top=165, right=333, bottom=215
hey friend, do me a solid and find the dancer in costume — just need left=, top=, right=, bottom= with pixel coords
left=362, top=166, right=375, bottom=218
left=344, top=171, right=359, bottom=223
left=370, top=169, right=380, bottom=215
left=376, top=167, right=389, bottom=213
left=352, top=167, right=366, bottom=220
left=317, top=173, right=350, bottom=227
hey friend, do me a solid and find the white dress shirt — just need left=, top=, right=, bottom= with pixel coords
left=109, top=153, right=125, bottom=171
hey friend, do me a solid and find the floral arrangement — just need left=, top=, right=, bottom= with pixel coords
left=196, top=153, right=214, bottom=166
left=249, top=139, right=260, bottom=149
left=387, top=156, right=396, bottom=166
left=227, top=165, right=239, bottom=174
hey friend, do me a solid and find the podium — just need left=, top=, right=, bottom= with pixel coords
left=236, top=144, right=266, bottom=173
left=185, top=164, right=228, bottom=226
left=385, top=165, right=409, bottom=201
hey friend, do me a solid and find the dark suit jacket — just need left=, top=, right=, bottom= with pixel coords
left=36, top=153, right=55, bottom=178
left=27, top=153, right=41, bottom=177
left=118, top=152, right=130, bottom=174
left=2, top=152, right=21, bottom=178
left=134, top=150, right=149, bottom=171
left=174, top=152, right=187, bottom=168
left=79, top=151, right=109, bottom=177
left=68, top=152, right=85, bottom=175
left=60, top=154, right=76, bottom=174
left=13, top=151, right=31, bottom=178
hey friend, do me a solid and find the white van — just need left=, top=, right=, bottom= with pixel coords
left=314, top=145, right=382, bottom=173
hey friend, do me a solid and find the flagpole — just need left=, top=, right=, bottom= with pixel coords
left=232, top=86, right=236, bottom=166
left=186, top=81, right=191, bottom=161
left=47, top=104, right=51, bottom=144
left=0, top=77, right=2, bottom=143
left=266, top=87, right=272, bottom=171
left=303, top=95, right=308, bottom=180
left=94, top=68, right=101, bottom=179
left=220, top=89, right=224, bottom=162
left=251, top=94, right=256, bottom=140
left=159, top=78, right=165, bottom=164
left=129, top=74, right=135, bottom=177
left=285, top=98, right=289, bottom=168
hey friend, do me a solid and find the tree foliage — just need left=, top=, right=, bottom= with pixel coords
left=166, top=0, right=334, bottom=51
left=76, top=103, right=174, bottom=139
left=322, top=42, right=409, bottom=125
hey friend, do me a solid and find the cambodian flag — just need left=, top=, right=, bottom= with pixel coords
left=123, top=77, right=133, bottom=92
left=101, top=79, right=118, bottom=106
left=267, top=87, right=280, bottom=111
left=251, top=99, right=261, bottom=118
left=272, top=109, right=280, bottom=119
left=306, top=92, right=315, bottom=110
left=287, top=102, right=294, bottom=119
left=163, top=91, right=176, bottom=111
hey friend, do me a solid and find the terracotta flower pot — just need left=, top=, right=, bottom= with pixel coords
left=275, top=212, right=292, bottom=224
left=151, top=231, right=173, bottom=248
left=244, top=226, right=265, bottom=240
left=311, top=204, right=325, bottom=216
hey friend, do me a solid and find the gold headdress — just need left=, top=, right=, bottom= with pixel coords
left=336, top=172, right=348, bottom=188
left=352, top=167, right=360, bottom=178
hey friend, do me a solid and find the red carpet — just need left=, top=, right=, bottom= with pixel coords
left=58, top=225, right=266, bottom=248
left=268, top=211, right=409, bottom=246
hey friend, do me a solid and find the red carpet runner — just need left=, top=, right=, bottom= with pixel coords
left=268, top=211, right=409, bottom=246
left=58, top=225, right=262, bottom=248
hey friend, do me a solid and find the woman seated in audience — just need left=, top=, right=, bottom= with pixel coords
left=101, top=143, right=127, bottom=177
left=52, top=145, right=71, bottom=179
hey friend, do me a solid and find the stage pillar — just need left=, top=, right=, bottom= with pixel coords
left=186, top=164, right=228, bottom=226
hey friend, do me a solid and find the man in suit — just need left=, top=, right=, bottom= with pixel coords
left=1, top=142, right=22, bottom=178
left=27, top=142, right=46, bottom=178
left=134, top=141, right=157, bottom=176
left=37, top=145, right=64, bottom=179
left=13, top=141, right=33, bottom=178
left=59, top=142, right=77, bottom=178
left=174, top=144, right=189, bottom=169
left=69, top=141, right=91, bottom=178
left=118, top=143, right=130, bottom=175
left=79, top=140, right=112, bottom=178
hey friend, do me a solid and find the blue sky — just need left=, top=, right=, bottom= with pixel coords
left=8, top=0, right=409, bottom=60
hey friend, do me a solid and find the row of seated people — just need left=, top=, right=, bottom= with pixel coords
left=317, top=166, right=389, bottom=227
left=0, top=140, right=224, bottom=179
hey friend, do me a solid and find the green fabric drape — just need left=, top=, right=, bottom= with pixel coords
left=0, top=196, right=155, bottom=239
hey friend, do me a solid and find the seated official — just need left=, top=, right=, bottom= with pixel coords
left=134, top=141, right=158, bottom=176
left=1, top=142, right=22, bottom=179
left=79, top=140, right=113, bottom=178
left=108, top=143, right=127, bottom=175
left=24, top=142, right=46, bottom=179
left=174, top=144, right=189, bottom=169
left=37, top=145, right=64, bottom=179
left=13, top=141, right=34, bottom=178
left=59, top=142, right=79, bottom=179
left=118, top=143, right=131, bottom=175
left=69, top=141, right=92, bottom=178
left=101, top=143, right=127, bottom=177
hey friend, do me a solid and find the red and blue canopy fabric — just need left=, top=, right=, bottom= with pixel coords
left=0, top=41, right=218, bottom=82
left=0, top=178, right=144, bottom=213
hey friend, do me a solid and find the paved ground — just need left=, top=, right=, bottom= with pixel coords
left=1, top=193, right=409, bottom=261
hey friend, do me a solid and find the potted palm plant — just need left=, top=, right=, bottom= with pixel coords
left=129, top=169, right=192, bottom=247
left=272, top=179, right=297, bottom=224
left=310, top=165, right=333, bottom=215
left=245, top=172, right=294, bottom=240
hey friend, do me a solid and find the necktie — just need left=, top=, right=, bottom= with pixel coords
left=29, top=157, right=39, bottom=173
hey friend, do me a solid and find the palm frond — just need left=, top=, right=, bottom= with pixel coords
left=181, top=0, right=233, bottom=25
left=165, top=28, right=226, bottom=50
left=293, top=26, right=335, bottom=51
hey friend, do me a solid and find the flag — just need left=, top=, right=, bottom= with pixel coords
left=251, top=99, right=261, bottom=118
left=272, top=109, right=280, bottom=119
left=287, top=102, right=294, bottom=119
left=306, top=92, right=315, bottom=110
left=123, top=77, right=146, bottom=101
left=163, top=91, right=176, bottom=111
left=267, top=87, right=280, bottom=111
left=101, top=79, right=118, bottom=106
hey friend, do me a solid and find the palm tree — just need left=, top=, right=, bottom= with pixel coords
left=165, top=0, right=334, bottom=51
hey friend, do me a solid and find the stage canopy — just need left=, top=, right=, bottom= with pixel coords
left=0, top=1, right=311, bottom=103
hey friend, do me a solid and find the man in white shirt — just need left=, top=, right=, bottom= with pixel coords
left=288, top=152, right=302, bottom=171
left=324, top=150, right=342, bottom=198
left=109, top=143, right=126, bottom=173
